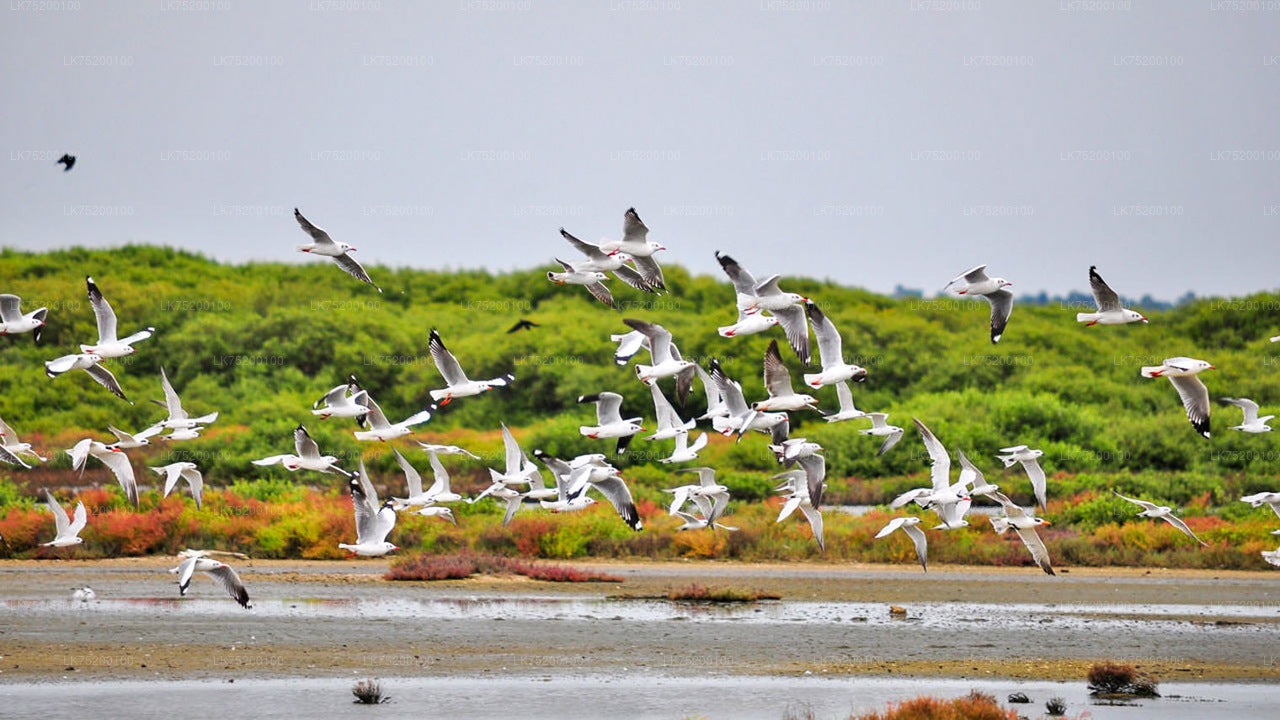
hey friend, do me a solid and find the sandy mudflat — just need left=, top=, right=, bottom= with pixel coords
left=1, top=558, right=1277, bottom=683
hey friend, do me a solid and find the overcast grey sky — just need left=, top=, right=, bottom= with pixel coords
left=3, top=0, right=1277, bottom=299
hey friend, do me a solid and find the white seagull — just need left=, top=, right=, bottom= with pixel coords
left=391, top=448, right=464, bottom=509
left=68, top=438, right=138, bottom=507
left=660, top=430, right=708, bottom=464
left=0, top=416, right=48, bottom=467
left=41, top=490, right=87, bottom=547
left=312, top=376, right=370, bottom=424
left=996, top=445, right=1048, bottom=511
left=1112, top=490, right=1207, bottom=546
left=823, top=381, right=867, bottom=423
left=427, top=328, right=514, bottom=405
left=1220, top=397, right=1273, bottom=434
left=752, top=339, right=819, bottom=413
left=417, top=442, right=481, bottom=460
left=487, top=424, right=541, bottom=487
left=44, top=353, right=128, bottom=402
left=623, top=319, right=695, bottom=385
left=874, top=516, right=927, bottom=572
left=559, top=227, right=659, bottom=293
left=170, top=550, right=251, bottom=608
left=890, top=419, right=971, bottom=529
left=339, top=462, right=398, bottom=557
left=715, top=251, right=810, bottom=362
left=708, top=359, right=790, bottom=445
left=990, top=491, right=1055, bottom=575
left=104, top=424, right=162, bottom=451
left=253, top=425, right=351, bottom=476
left=769, top=437, right=823, bottom=466
left=353, top=393, right=433, bottom=442
left=773, top=464, right=825, bottom=551
left=151, top=462, right=204, bottom=508
left=647, top=382, right=695, bottom=441
left=80, top=277, right=154, bottom=357
left=535, top=452, right=597, bottom=515
left=1241, top=492, right=1280, bottom=533
left=695, top=365, right=730, bottom=422
left=598, top=207, right=667, bottom=291
left=802, top=303, right=867, bottom=388
left=860, top=413, right=904, bottom=456
left=1141, top=357, right=1214, bottom=438
left=151, top=366, right=218, bottom=430
left=293, top=208, right=382, bottom=292
left=546, top=259, right=614, bottom=307
left=1076, top=266, right=1147, bottom=326
left=945, top=264, right=1013, bottom=344
left=957, top=450, right=1000, bottom=499
left=578, top=392, right=644, bottom=454
left=0, top=293, right=48, bottom=341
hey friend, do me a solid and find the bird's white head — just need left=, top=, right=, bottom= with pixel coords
left=589, top=271, right=607, bottom=282
left=341, top=243, right=357, bottom=252
left=1124, top=310, right=1148, bottom=323
left=650, top=242, right=667, bottom=253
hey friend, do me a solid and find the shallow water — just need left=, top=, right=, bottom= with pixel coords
left=1, top=675, right=1273, bottom=720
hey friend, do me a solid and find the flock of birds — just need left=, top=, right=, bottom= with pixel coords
left=4, top=205, right=1280, bottom=610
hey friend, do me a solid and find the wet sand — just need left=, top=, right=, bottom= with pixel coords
left=1, top=558, right=1277, bottom=683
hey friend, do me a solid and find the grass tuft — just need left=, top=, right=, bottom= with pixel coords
left=1087, top=661, right=1160, bottom=697
left=351, top=678, right=389, bottom=704
left=385, top=551, right=622, bottom=583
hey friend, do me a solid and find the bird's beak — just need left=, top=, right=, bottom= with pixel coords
left=1140, top=317, right=1148, bottom=323
left=1004, top=282, right=1014, bottom=287
left=1042, top=520, right=1052, bottom=525
left=1208, top=365, right=1216, bottom=370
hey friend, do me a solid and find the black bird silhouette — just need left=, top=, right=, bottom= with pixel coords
left=507, top=319, right=540, bottom=334
left=57, top=154, right=76, bottom=171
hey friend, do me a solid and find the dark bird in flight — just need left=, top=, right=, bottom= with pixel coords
left=57, top=154, right=76, bottom=171
left=507, top=319, right=540, bottom=334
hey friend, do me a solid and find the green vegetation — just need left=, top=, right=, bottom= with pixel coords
left=2, top=246, right=1279, bottom=566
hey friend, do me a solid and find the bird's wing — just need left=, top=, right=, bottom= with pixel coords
left=349, top=471, right=378, bottom=543
left=771, top=305, right=810, bottom=364
left=393, top=448, right=424, bottom=497
left=425, top=452, right=449, bottom=496
left=501, top=424, right=522, bottom=474
left=903, top=524, right=928, bottom=572
left=97, top=449, right=138, bottom=507
left=316, top=383, right=349, bottom=409
left=622, top=319, right=673, bottom=364
left=293, top=208, right=336, bottom=247
left=805, top=303, right=843, bottom=370
left=1013, top=526, right=1055, bottom=575
left=960, top=265, right=989, bottom=284
left=182, top=467, right=204, bottom=508
left=0, top=294, right=21, bottom=324
left=985, top=289, right=1013, bottom=344
left=44, top=489, right=70, bottom=537
left=708, top=361, right=749, bottom=416
left=560, top=228, right=607, bottom=261
left=596, top=392, right=624, bottom=425
left=762, top=339, right=795, bottom=397
left=649, top=382, right=681, bottom=430
left=68, top=501, right=88, bottom=536
left=798, top=502, right=825, bottom=551
left=797, top=453, right=826, bottom=508
left=1111, top=490, right=1157, bottom=512
left=160, top=366, right=184, bottom=418
left=1168, top=375, right=1211, bottom=438
left=1162, top=514, right=1208, bottom=546
left=84, top=363, right=128, bottom=402
left=157, top=464, right=183, bottom=497
left=612, top=264, right=656, bottom=293
left=630, top=255, right=666, bottom=292
left=874, top=516, right=908, bottom=539
left=294, top=426, right=321, bottom=459
left=1020, top=458, right=1047, bottom=509
left=362, top=394, right=390, bottom=429
left=1088, top=266, right=1122, bottom=312
left=176, top=556, right=198, bottom=594
left=85, top=277, right=118, bottom=344
left=428, top=329, right=469, bottom=386
left=956, top=449, right=983, bottom=488
left=331, top=253, right=380, bottom=291
left=1221, top=397, right=1260, bottom=424
left=715, top=251, right=759, bottom=296
left=622, top=207, right=648, bottom=244
left=584, top=280, right=615, bottom=307
left=589, top=476, right=641, bottom=530
left=205, top=562, right=251, bottom=608
left=502, top=495, right=524, bottom=526
left=879, top=429, right=904, bottom=456
left=913, top=419, right=951, bottom=492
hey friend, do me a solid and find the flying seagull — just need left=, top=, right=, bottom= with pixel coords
left=546, top=258, right=614, bottom=307
left=427, top=329, right=514, bottom=405
left=151, top=366, right=218, bottom=430
left=339, top=462, right=399, bottom=557
left=860, top=413, right=903, bottom=456
left=68, top=438, right=138, bottom=507
left=996, top=445, right=1048, bottom=511
left=1112, top=490, right=1208, bottom=546
left=1220, top=397, right=1273, bottom=434
left=0, top=416, right=48, bottom=467
left=81, top=277, right=154, bottom=357
left=990, top=491, right=1055, bottom=575
left=559, top=226, right=659, bottom=293
left=507, top=319, right=540, bottom=333
left=170, top=550, right=251, bottom=608
left=1076, top=266, right=1147, bottom=326
left=578, top=392, right=643, bottom=455
left=45, top=353, right=128, bottom=401
left=57, top=154, right=76, bottom=171
left=753, top=339, right=819, bottom=413
left=945, top=264, right=1013, bottom=344
left=151, top=462, right=205, bottom=508
left=598, top=208, right=666, bottom=291
left=874, top=516, right=927, bottom=572
left=803, top=303, right=867, bottom=388
left=1141, top=357, right=1214, bottom=438
left=41, top=490, right=87, bottom=548
left=293, top=208, right=382, bottom=292
left=715, top=251, right=810, bottom=362
left=253, top=425, right=351, bottom=476
left=0, top=293, right=48, bottom=342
